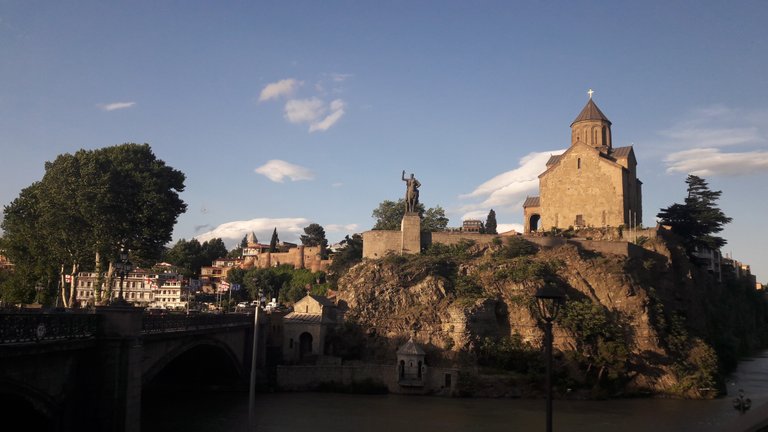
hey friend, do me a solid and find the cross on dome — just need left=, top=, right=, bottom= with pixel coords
left=587, top=88, right=594, bottom=99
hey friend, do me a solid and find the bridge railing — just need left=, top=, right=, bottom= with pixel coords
left=142, top=313, right=252, bottom=334
left=0, top=311, right=99, bottom=344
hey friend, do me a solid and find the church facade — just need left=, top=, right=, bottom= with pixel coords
left=524, top=97, right=642, bottom=233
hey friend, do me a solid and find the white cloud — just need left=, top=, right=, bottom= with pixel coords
left=325, top=223, right=359, bottom=233
left=99, top=101, right=135, bottom=111
left=254, top=160, right=315, bottom=183
left=497, top=223, right=524, bottom=234
left=460, top=149, right=564, bottom=212
left=284, top=97, right=345, bottom=132
left=259, top=78, right=302, bottom=102
left=331, top=182, right=344, bottom=188
left=284, top=98, right=325, bottom=124
left=309, top=99, right=345, bottom=132
left=195, top=218, right=309, bottom=248
left=665, top=148, right=768, bottom=176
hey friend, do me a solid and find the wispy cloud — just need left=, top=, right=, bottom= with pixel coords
left=330, top=73, right=353, bottom=82
left=459, top=149, right=564, bottom=214
left=254, top=160, right=314, bottom=183
left=658, top=105, right=768, bottom=176
left=195, top=218, right=310, bottom=247
left=325, top=223, right=359, bottom=233
left=99, top=101, right=136, bottom=111
left=665, top=148, right=768, bottom=176
left=259, top=78, right=302, bottom=102
left=284, top=97, right=345, bottom=132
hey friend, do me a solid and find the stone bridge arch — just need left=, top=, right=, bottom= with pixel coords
left=142, top=336, right=247, bottom=387
left=0, top=378, right=58, bottom=429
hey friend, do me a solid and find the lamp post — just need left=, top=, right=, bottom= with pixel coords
left=534, top=284, right=565, bottom=432
left=248, top=287, right=262, bottom=427
left=113, top=247, right=133, bottom=306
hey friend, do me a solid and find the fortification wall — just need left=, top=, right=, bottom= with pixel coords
left=524, top=235, right=644, bottom=259
left=428, top=232, right=499, bottom=247
left=363, top=230, right=401, bottom=259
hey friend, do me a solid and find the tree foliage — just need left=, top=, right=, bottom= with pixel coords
left=163, top=238, right=228, bottom=278
left=657, top=175, right=732, bottom=257
left=1, top=143, right=186, bottom=306
left=327, top=234, right=363, bottom=287
left=485, top=209, right=498, bottom=235
left=371, top=199, right=448, bottom=232
left=269, top=228, right=279, bottom=252
left=300, top=223, right=328, bottom=250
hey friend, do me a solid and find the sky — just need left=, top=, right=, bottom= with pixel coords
left=1, top=1, right=767, bottom=281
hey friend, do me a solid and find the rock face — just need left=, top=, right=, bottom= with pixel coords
left=335, top=233, right=767, bottom=398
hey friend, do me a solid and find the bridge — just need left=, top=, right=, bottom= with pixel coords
left=0, top=307, right=264, bottom=431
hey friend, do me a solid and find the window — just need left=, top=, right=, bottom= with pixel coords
left=577, top=158, right=581, bottom=169
left=445, top=373, right=452, bottom=388
left=575, top=214, right=584, bottom=226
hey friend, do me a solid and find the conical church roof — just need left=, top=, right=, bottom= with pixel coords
left=397, top=337, right=425, bottom=356
left=571, top=98, right=611, bottom=126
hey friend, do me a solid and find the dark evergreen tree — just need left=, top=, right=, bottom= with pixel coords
left=239, top=235, right=248, bottom=248
left=300, top=223, right=329, bottom=249
left=269, top=228, right=279, bottom=252
left=485, top=209, right=498, bottom=235
left=657, top=175, right=732, bottom=258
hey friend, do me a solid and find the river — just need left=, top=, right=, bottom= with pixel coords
left=143, top=351, right=768, bottom=432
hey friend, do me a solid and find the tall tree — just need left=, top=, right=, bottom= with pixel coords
left=239, top=235, right=248, bottom=249
left=657, top=175, right=732, bottom=258
left=485, top=209, right=498, bottom=235
left=300, top=223, right=329, bottom=249
left=1, top=143, right=186, bottom=306
left=269, top=228, right=279, bottom=252
left=372, top=199, right=448, bottom=232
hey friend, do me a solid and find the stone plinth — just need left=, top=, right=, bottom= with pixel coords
left=401, top=213, right=421, bottom=255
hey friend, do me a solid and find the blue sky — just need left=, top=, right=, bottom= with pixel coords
left=1, top=1, right=767, bottom=280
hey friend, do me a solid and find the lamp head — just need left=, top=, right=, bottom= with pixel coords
left=534, top=284, right=565, bottom=321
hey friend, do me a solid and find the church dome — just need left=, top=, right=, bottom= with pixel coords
left=571, top=98, right=612, bottom=126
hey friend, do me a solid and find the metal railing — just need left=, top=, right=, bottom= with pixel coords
left=142, top=312, right=252, bottom=334
left=0, top=311, right=99, bottom=344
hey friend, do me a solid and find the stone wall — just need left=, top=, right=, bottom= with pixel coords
left=276, top=363, right=458, bottom=396
left=362, top=230, right=402, bottom=259
left=524, top=235, right=644, bottom=259
left=540, top=143, right=626, bottom=230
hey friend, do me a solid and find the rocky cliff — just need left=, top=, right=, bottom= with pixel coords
left=334, top=231, right=767, bottom=399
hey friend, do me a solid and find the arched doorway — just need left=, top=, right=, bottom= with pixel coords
left=529, top=214, right=541, bottom=232
left=299, top=332, right=313, bottom=358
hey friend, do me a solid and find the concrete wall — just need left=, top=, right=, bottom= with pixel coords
left=276, top=363, right=458, bottom=396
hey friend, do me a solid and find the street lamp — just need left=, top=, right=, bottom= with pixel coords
left=248, top=287, right=262, bottom=428
left=534, top=284, right=565, bottom=432
left=113, top=247, right=133, bottom=306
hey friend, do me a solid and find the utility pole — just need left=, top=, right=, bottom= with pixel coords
left=248, top=289, right=261, bottom=427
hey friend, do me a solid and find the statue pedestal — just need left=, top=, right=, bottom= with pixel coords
left=401, top=213, right=421, bottom=254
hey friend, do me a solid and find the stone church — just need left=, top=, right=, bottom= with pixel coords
left=524, top=96, right=642, bottom=233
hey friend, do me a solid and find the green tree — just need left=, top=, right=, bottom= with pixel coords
left=327, top=234, right=363, bottom=286
left=1, top=144, right=186, bottom=307
left=657, top=175, right=732, bottom=258
left=485, top=209, right=498, bottom=235
left=300, top=223, right=329, bottom=249
left=269, top=228, right=279, bottom=252
left=372, top=199, right=448, bottom=232
left=164, top=237, right=228, bottom=278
